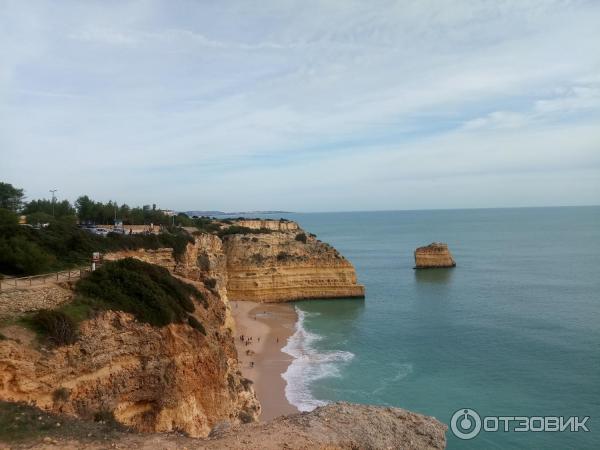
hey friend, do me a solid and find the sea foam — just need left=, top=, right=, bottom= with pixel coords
left=281, top=307, right=354, bottom=412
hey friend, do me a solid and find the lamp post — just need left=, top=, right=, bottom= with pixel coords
left=49, top=189, right=57, bottom=217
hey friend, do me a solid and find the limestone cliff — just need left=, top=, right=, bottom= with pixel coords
left=106, top=221, right=365, bottom=303
left=222, top=230, right=364, bottom=302
left=0, top=220, right=364, bottom=439
left=0, top=284, right=260, bottom=438
left=414, top=243, right=456, bottom=269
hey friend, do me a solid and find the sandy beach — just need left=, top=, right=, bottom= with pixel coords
left=230, top=301, right=299, bottom=421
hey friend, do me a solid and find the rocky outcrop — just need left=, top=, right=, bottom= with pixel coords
left=103, top=248, right=176, bottom=271
left=202, top=402, right=447, bottom=449
left=222, top=230, right=364, bottom=303
left=0, top=287, right=260, bottom=438
left=234, top=219, right=299, bottom=232
left=414, top=243, right=456, bottom=269
left=0, top=401, right=447, bottom=449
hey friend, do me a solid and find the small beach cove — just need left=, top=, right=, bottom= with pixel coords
left=231, top=301, right=299, bottom=421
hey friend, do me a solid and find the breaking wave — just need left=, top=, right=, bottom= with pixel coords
left=281, top=307, right=354, bottom=412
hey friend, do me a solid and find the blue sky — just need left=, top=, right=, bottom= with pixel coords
left=1, top=0, right=599, bottom=212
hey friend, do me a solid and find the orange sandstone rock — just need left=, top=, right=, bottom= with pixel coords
left=414, top=242, right=456, bottom=269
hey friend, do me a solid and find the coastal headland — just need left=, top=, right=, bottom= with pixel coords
left=0, top=218, right=445, bottom=448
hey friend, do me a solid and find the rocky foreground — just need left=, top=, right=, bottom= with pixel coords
left=0, top=401, right=447, bottom=449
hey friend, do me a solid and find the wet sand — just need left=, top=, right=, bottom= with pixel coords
left=230, top=301, right=299, bottom=421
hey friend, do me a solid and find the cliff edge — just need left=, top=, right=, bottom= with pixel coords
left=0, top=401, right=447, bottom=449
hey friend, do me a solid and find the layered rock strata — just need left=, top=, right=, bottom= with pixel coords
left=223, top=231, right=364, bottom=302
left=0, top=286, right=260, bottom=437
left=414, top=242, right=456, bottom=269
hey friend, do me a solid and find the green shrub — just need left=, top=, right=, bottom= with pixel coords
left=277, top=251, right=291, bottom=261
left=93, top=410, right=117, bottom=424
left=0, top=208, right=18, bottom=227
left=52, top=387, right=70, bottom=402
left=0, top=219, right=193, bottom=276
left=187, top=315, right=206, bottom=335
left=295, top=232, right=307, bottom=243
left=28, top=310, right=78, bottom=346
left=76, top=259, right=206, bottom=327
left=217, top=226, right=272, bottom=238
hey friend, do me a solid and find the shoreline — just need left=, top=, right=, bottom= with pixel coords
left=230, top=301, right=299, bottom=421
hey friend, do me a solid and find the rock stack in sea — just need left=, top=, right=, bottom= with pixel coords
left=414, top=242, right=456, bottom=269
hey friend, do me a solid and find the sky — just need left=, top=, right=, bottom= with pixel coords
left=1, top=0, right=599, bottom=212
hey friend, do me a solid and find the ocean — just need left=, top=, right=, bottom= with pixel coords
left=277, top=207, right=600, bottom=449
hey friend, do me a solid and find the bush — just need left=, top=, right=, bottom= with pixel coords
left=0, top=219, right=193, bottom=276
left=52, top=387, right=70, bottom=402
left=76, top=259, right=206, bottom=327
left=217, top=226, right=272, bottom=238
left=204, top=278, right=217, bottom=289
left=187, top=315, right=206, bottom=335
left=93, top=410, right=117, bottom=424
left=0, top=332, right=6, bottom=340
left=28, top=310, right=78, bottom=346
left=0, top=233, right=55, bottom=275
left=295, top=232, right=307, bottom=243
left=277, top=251, right=291, bottom=261
left=0, top=208, right=18, bottom=227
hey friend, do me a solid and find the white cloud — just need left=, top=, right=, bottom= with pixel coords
left=0, top=0, right=599, bottom=210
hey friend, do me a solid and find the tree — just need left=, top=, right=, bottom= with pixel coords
left=0, top=182, right=25, bottom=212
left=23, top=199, right=75, bottom=218
left=75, top=195, right=95, bottom=222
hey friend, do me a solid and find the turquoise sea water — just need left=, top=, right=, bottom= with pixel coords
left=277, top=207, right=600, bottom=449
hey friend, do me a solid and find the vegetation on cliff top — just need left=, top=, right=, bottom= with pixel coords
left=217, top=225, right=272, bottom=238
left=0, top=209, right=193, bottom=276
left=17, top=259, right=208, bottom=345
left=75, top=258, right=206, bottom=327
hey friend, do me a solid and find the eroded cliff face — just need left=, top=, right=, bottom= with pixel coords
left=0, top=281, right=259, bottom=437
left=223, top=231, right=364, bottom=302
left=105, top=223, right=365, bottom=304
left=414, top=243, right=456, bottom=269
left=0, top=221, right=364, bottom=438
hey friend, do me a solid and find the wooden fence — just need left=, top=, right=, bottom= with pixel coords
left=0, top=268, right=91, bottom=292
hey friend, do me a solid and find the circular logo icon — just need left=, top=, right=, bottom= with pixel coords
left=450, top=408, right=482, bottom=440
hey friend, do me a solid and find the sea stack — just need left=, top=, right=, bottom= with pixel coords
left=414, top=242, right=456, bottom=269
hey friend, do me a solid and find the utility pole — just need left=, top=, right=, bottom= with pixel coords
left=49, top=189, right=57, bottom=217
